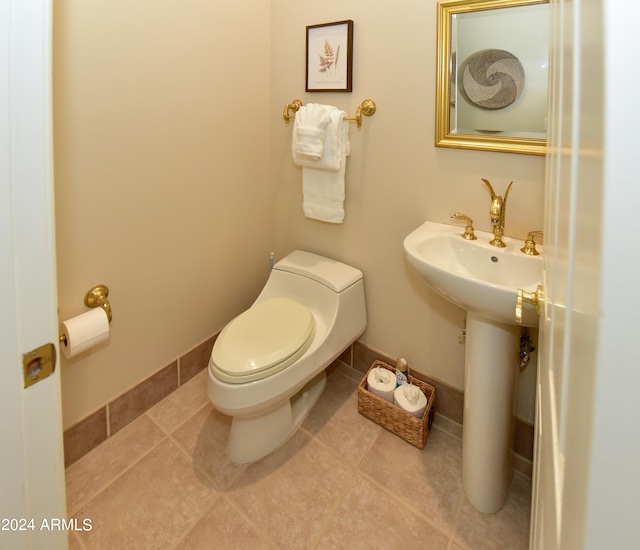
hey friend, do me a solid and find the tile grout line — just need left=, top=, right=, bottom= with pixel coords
left=448, top=491, right=468, bottom=550
left=150, top=399, right=250, bottom=495
left=66, top=426, right=169, bottom=517
left=66, top=370, right=210, bottom=513
left=70, top=530, right=89, bottom=550
left=300, top=385, right=454, bottom=546
left=146, top=409, right=178, bottom=438
left=356, top=467, right=455, bottom=542
left=164, top=428, right=238, bottom=492
left=297, top=395, right=384, bottom=470
left=105, top=402, right=111, bottom=438
left=220, top=494, right=280, bottom=550
left=145, top=386, right=212, bottom=439
left=166, top=493, right=224, bottom=550
left=354, top=417, right=384, bottom=469
left=144, top=405, right=235, bottom=492
left=69, top=392, right=210, bottom=515
left=309, top=471, right=359, bottom=549
left=300, top=373, right=457, bottom=544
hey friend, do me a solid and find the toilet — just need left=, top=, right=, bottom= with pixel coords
left=207, top=250, right=366, bottom=464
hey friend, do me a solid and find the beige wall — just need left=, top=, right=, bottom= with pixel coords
left=55, top=0, right=543, bottom=428
left=270, top=0, right=543, bottom=421
left=54, top=1, right=272, bottom=427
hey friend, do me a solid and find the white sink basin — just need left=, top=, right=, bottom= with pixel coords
left=403, top=220, right=543, bottom=327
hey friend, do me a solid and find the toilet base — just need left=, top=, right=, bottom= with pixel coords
left=227, top=371, right=327, bottom=464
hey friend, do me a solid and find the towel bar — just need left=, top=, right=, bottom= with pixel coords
left=283, top=99, right=376, bottom=129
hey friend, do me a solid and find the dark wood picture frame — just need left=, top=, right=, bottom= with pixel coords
left=305, top=20, right=353, bottom=92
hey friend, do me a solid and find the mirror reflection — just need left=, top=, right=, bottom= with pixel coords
left=436, top=0, right=549, bottom=155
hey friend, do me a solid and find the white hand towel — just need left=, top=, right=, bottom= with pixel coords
left=293, top=106, right=349, bottom=171
left=302, top=168, right=346, bottom=223
left=297, top=108, right=350, bottom=223
left=292, top=103, right=332, bottom=160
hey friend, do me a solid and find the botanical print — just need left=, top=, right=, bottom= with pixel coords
left=309, top=29, right=345, bottom=83
left=318, top=39, right=341, bottom=80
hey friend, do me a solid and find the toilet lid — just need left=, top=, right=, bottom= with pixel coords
left=211, top=297, right=315, bottom=383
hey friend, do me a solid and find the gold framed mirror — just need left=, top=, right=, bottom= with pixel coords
left=435, top=0, right=549, bottom=155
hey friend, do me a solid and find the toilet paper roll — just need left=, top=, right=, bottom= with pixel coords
left=367, top=366, right=396, bottom=403
left=61, top=308, right=110, bottom=358
left=394, top=383, right=428, bottom=418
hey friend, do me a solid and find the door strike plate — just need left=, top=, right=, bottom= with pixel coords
left=22, top=343, right=57, bottom=388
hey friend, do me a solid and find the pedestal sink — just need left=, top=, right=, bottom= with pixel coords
left=403, top=220, right=542, bottom=513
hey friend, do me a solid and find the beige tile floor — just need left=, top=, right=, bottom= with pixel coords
left=66, top=364, right=531, bottom=550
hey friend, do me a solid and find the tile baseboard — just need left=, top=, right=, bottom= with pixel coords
left=63, top=334, right=217, bottom=467
left=63, top=337, right=534, bottom=473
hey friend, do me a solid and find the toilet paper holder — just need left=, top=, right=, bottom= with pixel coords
left=83, top=284, right=112, bottom=323
left=59, top=284, right=112, bottom=346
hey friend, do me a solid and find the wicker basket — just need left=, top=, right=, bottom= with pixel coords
left=357, top=360, right=436, bottom=449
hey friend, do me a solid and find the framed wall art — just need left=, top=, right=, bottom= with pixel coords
left=306, top=20, right=353, bottom=92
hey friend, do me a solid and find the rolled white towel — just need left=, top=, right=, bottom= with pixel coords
left=367, top=366, right=396, bottom=403
left=292, top=104, right=332, bottom=160
left=394, top=383, right=428, bottom=418
left=293, top=107, right=348, bottom=170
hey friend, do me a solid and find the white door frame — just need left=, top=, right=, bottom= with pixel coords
left=0, top=0, right=67, bottom=548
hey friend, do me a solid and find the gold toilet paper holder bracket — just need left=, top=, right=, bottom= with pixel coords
left=58, top=284, right=112, bottom=347
left=84, top=284, right=112, bottom=323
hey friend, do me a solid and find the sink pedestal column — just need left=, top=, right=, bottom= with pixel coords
left=463, top=312, right=520, bottom=513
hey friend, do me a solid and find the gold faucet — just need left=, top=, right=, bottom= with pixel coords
left=482, top=179, right=513, bottom=248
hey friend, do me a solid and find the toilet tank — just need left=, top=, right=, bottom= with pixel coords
left=274, top=250, right=363, bottom=292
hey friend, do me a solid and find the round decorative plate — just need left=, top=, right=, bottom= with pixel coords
left=462, top=49, right=525, bottom=109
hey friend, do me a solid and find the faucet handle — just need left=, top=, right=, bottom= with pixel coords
left=521, top=230, right=543, bottom=255
left=450, top=212, right=477, bottom=240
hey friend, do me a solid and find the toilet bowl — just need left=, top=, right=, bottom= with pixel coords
left=207, top=250, right=366, bottom=464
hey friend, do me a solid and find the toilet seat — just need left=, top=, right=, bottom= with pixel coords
left=211, top=297, right=315, bottom=383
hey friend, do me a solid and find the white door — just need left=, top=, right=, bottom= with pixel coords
left=0, top=1, right=67, bottom=549
left=528, top=0, right=576, bottom=542
left=531, top=0, right=604, bottom=546
left=531, top=1, right=640, bottom=548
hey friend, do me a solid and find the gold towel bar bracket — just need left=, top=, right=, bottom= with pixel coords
left=283, top=99, right=377, bottom=129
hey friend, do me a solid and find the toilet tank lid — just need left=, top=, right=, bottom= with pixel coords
left=274, top=250, right=363, bottom=293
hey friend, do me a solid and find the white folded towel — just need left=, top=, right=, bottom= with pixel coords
left=292, top=105, right=350, bottom=224
left=292, top=104, right=332, bottom=160
left=302, top=162, right=346, bottom=222
left=293, top=107, right=349, bottom=171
